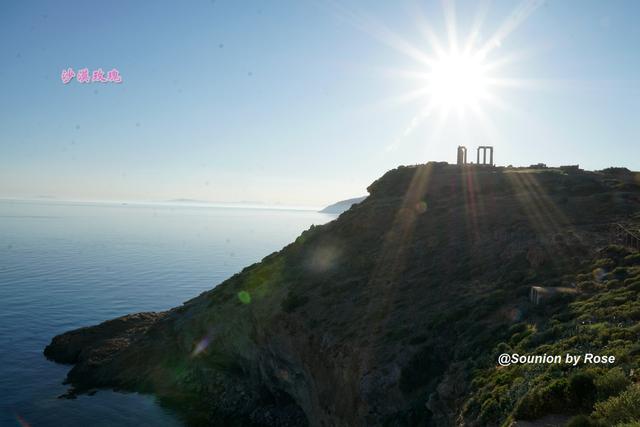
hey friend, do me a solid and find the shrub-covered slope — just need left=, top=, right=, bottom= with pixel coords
left=463, top=246, right=640, bottom=426
left=44, top=163, right=640, bottom=426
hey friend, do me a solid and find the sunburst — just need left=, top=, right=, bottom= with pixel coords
left=334, top=0, right=544, bottom=146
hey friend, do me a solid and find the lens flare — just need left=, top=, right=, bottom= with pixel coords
left=237, top=291, right=251, bottom=304
left=192, top=336, right=211, bottom=357
left=15, top=414, right=31, bottom=427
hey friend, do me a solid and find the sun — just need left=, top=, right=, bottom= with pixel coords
left=427, top=52, right=489, bottom=110
left=335, top=0, right=542, bottom=143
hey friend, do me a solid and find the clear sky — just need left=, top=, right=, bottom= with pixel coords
left=1, top=0, right=639, bottom=206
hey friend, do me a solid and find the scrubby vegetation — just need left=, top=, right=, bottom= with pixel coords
left=463, top=245, right=640, bottom=426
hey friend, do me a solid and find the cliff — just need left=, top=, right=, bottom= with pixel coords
left=44, top=163, right=640, bottom=426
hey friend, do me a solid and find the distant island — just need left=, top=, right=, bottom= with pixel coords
left=319, top=196, right=367, bottom=214
left=166, top=198, right=268, bottom=205
left=165, top=198, right=212, bottom=204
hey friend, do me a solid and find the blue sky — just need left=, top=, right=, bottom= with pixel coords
left=1, top=0, right=639, bottom=206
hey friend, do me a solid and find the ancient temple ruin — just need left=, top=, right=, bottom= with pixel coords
left=456, top=145, right=494, bottom=166
left=477, top=146, right=494, bottom=166
left=456, top=146, right=467, bottom=165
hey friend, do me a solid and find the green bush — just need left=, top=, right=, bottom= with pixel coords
left=623, top=275, right=640, bottom=285
left=628, top=343, right=640, bottom=356
left=624, top=253, right=640, bottom=266
left=593, top=384, right=640, bottom=425
left=568, top=371, right=596, bottom=410
left=600, top=245, right=631, bottom=262
left=478, top=397, right=500, bottom=423
left=625, top=280, right=640, bottom=292
left=594, top=368, right=630, bottom=401
left=513, top=373, right=600, bottom=420
left=514, top=379, right=569, bottom=420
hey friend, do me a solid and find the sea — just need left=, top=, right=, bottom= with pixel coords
left=0, top=199, right=335, bottom=426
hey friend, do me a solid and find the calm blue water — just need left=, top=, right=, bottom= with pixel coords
left=0, top=200, right=334, bottom=426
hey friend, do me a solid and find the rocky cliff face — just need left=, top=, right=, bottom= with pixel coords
left=45, top=163, right=640, bottom=426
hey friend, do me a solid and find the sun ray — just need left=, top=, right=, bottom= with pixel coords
left=478, top=0, right=544, bottom=57
left=358, top=164, right=435, bottom=376
left=329, top=2, right=437, bottom=67
left=377, top=67, right=431, bottom=82
left=504, top=171, right=573, bottom=260
left=481, top=47, right=542, bottom=72
left=463, top=0, right=491, bottom=55
left=410, top=1, right=447, bottom=57
left=403, top=100, right=438, bottom=137
left=330, top=0, right=543, bottom=150
left=441, top=0, right=460, bottom=53
left=353, top=86, right=433, bottom=118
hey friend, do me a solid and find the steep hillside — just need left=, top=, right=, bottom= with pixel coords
left=45, top=163, right=640, bottom=426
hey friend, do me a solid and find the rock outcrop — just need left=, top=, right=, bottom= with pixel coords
left=45, top=163, right=640, bottom=426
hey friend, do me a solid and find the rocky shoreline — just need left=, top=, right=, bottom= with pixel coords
left=44, top=164, right=640, bottom=426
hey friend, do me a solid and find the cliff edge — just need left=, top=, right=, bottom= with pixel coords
left=45, top=163, right=640, bottom=426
